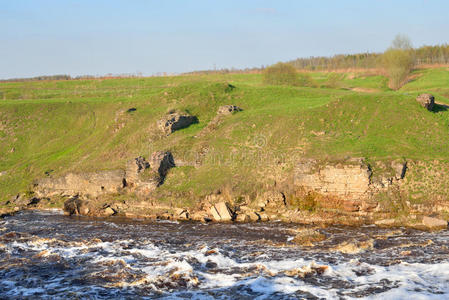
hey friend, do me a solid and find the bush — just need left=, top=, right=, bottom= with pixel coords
left=325, top=72, right=345, bottom=88
left=263, top=62, right=299, bottom=86
left=381, top=35, right=415, bottom=90
left=298, top=73, right=318, bottom=87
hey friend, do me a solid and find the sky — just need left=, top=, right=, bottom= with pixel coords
left=1, top=0, right=449, bottom=79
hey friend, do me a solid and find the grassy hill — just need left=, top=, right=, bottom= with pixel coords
left=1, top=67, right=449, bottom=211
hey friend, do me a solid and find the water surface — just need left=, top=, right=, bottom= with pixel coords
left=0, top=210, right=448, bottom=299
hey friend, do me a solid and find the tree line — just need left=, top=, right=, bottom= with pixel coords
left=288, top=44, right=449, bottom=71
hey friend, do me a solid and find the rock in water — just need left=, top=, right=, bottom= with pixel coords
left=416, top=94, right=435, bottom=111
left=64, top=197, right=90, bottom=216
left=157, top=112, right=197, bottom=135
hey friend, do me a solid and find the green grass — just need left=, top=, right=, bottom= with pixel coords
left=1, top=68, right=449, bottom=206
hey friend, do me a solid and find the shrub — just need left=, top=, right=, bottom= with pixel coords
left=381, top=35, right=415, bottom=90
left=263, top=62, right=299, bottom=86
left=325, top=72, right=345, bottom=88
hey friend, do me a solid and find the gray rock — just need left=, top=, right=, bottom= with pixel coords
left=157, top=112, right=197, bottom=135
left=416, top=94, right=435, bottom=111
left=149, top=151, right=175, bottom=178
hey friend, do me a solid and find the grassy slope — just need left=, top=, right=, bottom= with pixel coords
left=1, top=68, right=449, bottom=207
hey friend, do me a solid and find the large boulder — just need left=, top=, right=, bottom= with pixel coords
left=217, top=105, right=242, bottom=115
left=157, top=112, right=197, bottom=135
left=416, top=94, right=435, bottom=111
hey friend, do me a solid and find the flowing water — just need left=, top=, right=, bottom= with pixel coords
left=0, top=210, right=448, bottom=299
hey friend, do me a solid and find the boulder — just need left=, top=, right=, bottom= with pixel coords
left=103, top=207, right=116, bottom=217
left=209, top=202, right=234, bottom=221
left=217, top=105, right=243, bottom=115
left=157, top=112, right=197, bottom=135
left=235, top=213, right=250, bottom=222
left=416, top=94, right=435, bottom=111
left=63, top=197, right=91, bottom=216
left=149, top=151, right=175, bottom=178
left=422, top=216, right=447, bottom=231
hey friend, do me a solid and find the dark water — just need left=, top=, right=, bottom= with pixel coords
left=0, top=210, right=448, bottom=299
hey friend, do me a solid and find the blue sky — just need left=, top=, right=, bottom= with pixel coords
left=1, top=0, right=448, bottom=78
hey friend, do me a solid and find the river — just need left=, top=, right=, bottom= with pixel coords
left=0, top=210, right=448, bottom=299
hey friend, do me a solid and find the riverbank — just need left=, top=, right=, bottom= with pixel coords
left=1, top=68, right=449, bottom=229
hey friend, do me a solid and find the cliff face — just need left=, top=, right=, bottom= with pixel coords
left=36, top=171, right=126, bottom=198
left=295, top=159, right=372, bottom=200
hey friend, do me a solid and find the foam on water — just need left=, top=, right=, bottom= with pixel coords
left=0, top=210, right=448, bottom=299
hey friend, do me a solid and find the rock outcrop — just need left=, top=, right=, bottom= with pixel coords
left=416, top=94, right=435, bottom=111
left=295, top=158, right=372, bottom=200
left=217, top=105, right=242, bottom=115
left=36, top=170, right=126, bottom=199
left=125, top=152, right=175, bottom=195
left=35, top=151, right=175, bottom=201
left=157, top=112, right=197, bottom=135
left=148, top=151, right=175, bottom=178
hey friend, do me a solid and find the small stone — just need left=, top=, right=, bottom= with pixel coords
left=104, top=207, right=116, bottom=217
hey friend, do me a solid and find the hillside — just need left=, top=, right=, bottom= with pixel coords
left=1, top=68, right=449, bottom=226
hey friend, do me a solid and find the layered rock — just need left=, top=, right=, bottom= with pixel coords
left=36, top=170, right=126, bottom=199
left=295, top=158, right=372, bottom=200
